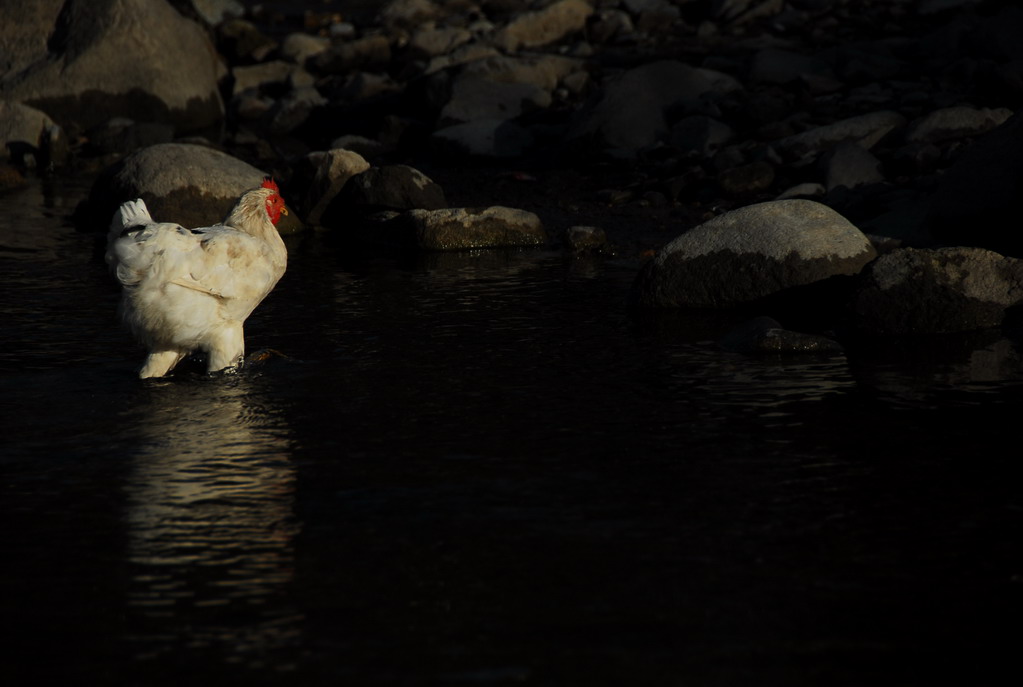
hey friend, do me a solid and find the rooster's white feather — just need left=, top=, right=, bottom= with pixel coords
left=105, top=184, right=288, bottom=378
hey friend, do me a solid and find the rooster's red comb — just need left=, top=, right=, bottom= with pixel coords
left=261, top=177, right=279, bottom=193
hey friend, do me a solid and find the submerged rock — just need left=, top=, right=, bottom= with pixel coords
left=720, top=316, right=844, bottom=355
left=633, top=199, right=876, bottom=308
left=853, top=247, right=1023, bottom=334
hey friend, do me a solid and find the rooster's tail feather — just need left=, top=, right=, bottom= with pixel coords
left=111, top=198, right=154, bottom=236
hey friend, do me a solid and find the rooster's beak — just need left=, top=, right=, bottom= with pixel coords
left=281, top=206, right=289, bottom=216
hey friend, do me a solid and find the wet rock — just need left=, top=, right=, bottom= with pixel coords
left=632, top=199, right=876, bottom=308
left=905, top=106, right=1013, bottom=144
left=568, top=60, right=742, bottom=157
left=493, top=0, right=593, bottom=52
left=406, top=206, right=546, bottom=251
left=720, top=316, right=844, bottom=355
left=432, top=119, right=534, bottom=157
left=773, top=111, right=905, bottom=165
left=334, top=165, right=447, bottom=215
left=291, top=148, right=370, bottom=227
left=0, top=0, right=224, bottom=134
left=718, top=161, right=775, bottom=197
left=853, top=247, right=1023, bottom=334
left=0, top=100, right=55, bottom=163
left=923, top=111, right=1023, bottom=257
left=824, top=142, right=883, bottom=191
left=82, top=142, right=300, bottom=235
left=564, top=225, right=608, bottom=252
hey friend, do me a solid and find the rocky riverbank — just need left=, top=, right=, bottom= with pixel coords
left=3, top=0, right=1023, bottom=345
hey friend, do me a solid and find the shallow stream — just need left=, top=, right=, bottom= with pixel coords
left=3, top=177, right=1021, bottom=685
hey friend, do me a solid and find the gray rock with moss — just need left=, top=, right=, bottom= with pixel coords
left=853, top=247, right=1023, bottom=334
left=86, top=142, right=301, bottom=234
left=407, top=207, right=546, bottom=250
left=633, top=199, right=876, bottom=307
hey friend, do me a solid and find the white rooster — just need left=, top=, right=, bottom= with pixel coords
left=106, top=178, right=289, bottom=378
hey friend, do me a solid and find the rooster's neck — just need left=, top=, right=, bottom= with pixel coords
left=224, top=188, right=287, bottom=261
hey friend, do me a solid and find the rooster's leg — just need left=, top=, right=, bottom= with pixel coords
left=140, top=350, right=186, bottom=378
left=207, top=323, right=245, bottom=373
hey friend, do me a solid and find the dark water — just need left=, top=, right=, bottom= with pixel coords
left=3, top=177, right=1022, bottom=685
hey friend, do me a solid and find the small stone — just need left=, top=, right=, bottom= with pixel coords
left=565, top=225, right=608, bottom=251
left=824, top=142, right=884, bottom=191
left=718, top=161, right=775, bottom=197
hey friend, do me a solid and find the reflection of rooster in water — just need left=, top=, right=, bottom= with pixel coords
left=105, top=179, right=288, bottom=378
left=124, top=379, right=301, bottom=661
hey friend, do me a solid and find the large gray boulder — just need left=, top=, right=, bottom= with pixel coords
left=568, top=60, right=742, bottom=157
left=632, top=199, right=877, bottom=308
left=853, top=247, right=1023, bottom=334
left=0, top=0, right=224, bottom=134
left=83, top=142, right=300, bottom=234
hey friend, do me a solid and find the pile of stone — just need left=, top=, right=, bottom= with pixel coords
left=4, top=0, right=1023, bottom=341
